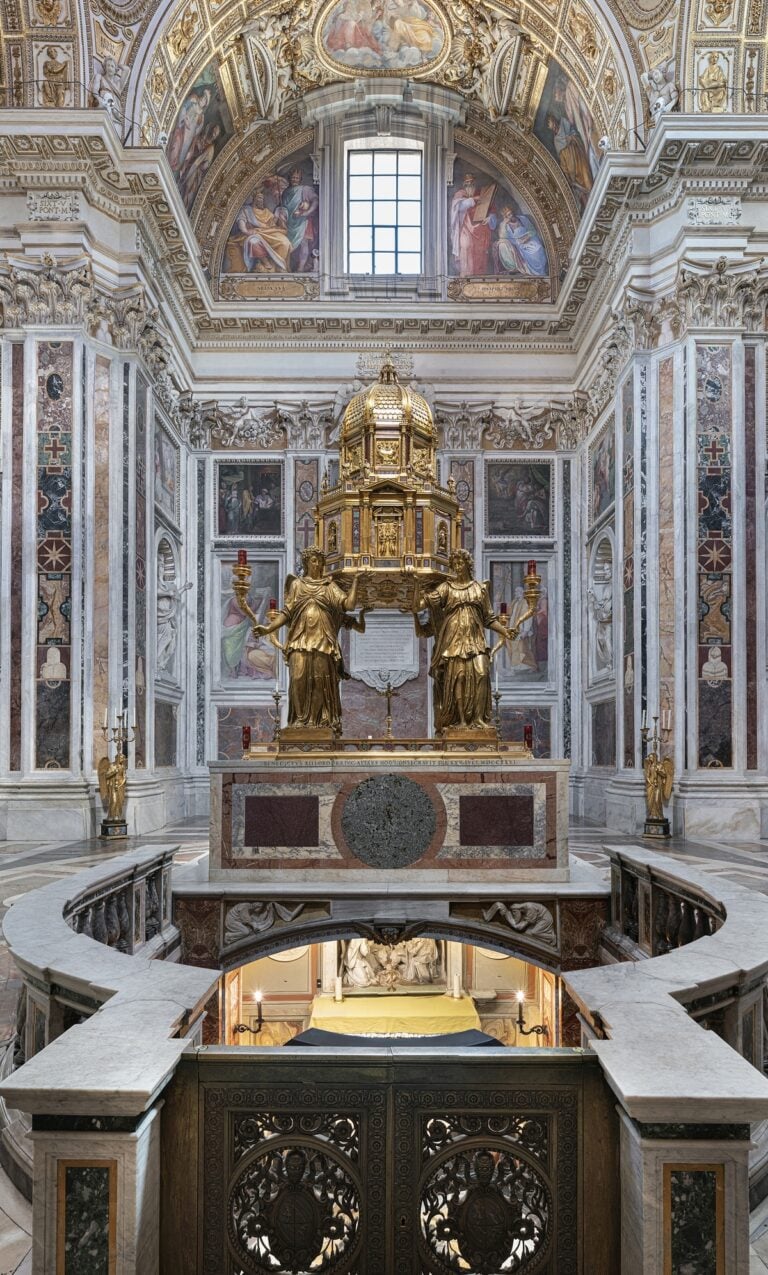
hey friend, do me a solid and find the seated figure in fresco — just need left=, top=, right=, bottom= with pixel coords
left=413, top=548, right=512, bottom=731
left=250, top=547, right=368, bottom=731
left=493, top=204, right=548, bottom=276
left=235, top=191, right=291, bottom=272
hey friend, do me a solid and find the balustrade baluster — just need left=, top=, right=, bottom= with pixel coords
left=116, top=890, right=131, bottom=952
left=92, top=899, right=108, bottom=945
left=665, top=898, right=681, bottom=949
left=105, top=895, right=120, bottom=947
left=653, top=890, right=670, bottom=955
left=678, top=900, right=695, bottom=947
left=80, top=906, right=93, bottom=939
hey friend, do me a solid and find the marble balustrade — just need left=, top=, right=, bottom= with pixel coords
left=0, top=844, right=765, bottom=1270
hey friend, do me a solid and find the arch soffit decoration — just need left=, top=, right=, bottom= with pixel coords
left=197, top=102, right=577, bottom=287
left=219, top=916, right=564, bottom=978
left=130, top=0, right=647, bottom=172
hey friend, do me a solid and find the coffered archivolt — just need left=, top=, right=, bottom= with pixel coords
left=130, top=0, right=643, bottom=153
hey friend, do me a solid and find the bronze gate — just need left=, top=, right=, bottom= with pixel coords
left=161, top=1049, right=618, bottom=1274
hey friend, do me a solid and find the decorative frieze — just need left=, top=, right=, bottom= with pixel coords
left=0, top=252, right=93, bottom=327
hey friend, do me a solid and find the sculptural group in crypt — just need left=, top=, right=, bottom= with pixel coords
left=343, top=937, right=442, bottom=989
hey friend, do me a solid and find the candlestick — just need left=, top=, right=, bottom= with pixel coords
left=237, top=549, right=248, bottom=566
left=494, top=663, right=499, bottom=694
left=527, top=560, right=537, bottom=576
left=242, top=724, right=251, bottom=752
left=452, top=973, right=461, bottom=999
left=334, top=976, right=343, bottom=1002
left=524, top=722, right=533, bottom=750
left=269, top=598, right=277, bottom=612
left=641, top=710, right=647, bottom=730
left=500, top=601, right=508, bottom=616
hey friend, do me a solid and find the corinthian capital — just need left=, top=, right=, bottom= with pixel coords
left=0, top=252, right=93, bottom=328
left=675, top=255, right=768, bottom=331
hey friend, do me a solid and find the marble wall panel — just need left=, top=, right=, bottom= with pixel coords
left=592, top=699, right=616, bottom=768
left=658, top=357, right=675, bottom=761
left=9, top=343, right=23, bottom=770
left=622, top=379, right=635, bottom=767
left=562, top=458, right=571, bottom=758
left=500, top=706, right=551, bottom=757
left=135, top=377, right=148, bottom=768
left=197, top=460, right=207, bottom=765
left=59, top=1162, right=114, bottom=1275
left=155, top=699, right=178, bottom=767
left=294, top=457, right=319, bottom=564
left=745, top=345, right=757, bottom=769
left=449, top=457, right=474, bottom=552
left=216, top=705, right=274, bottom=759
left=92, top=355, right=111, bottom=768
left=665, top=1164, right=723, bottom=1275
left=341, top=629, right=429, bottom=737
left=696, top=345, right=733, bottom=769
left=35, top=342, right=73, bottom=769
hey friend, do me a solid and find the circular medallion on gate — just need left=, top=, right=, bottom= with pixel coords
left=340, top=774, right=437, bottom=868
left=229, top=1145, right=360, bottom=1274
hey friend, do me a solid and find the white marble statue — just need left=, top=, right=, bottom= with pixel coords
left=89, top=56, right=126, bottom=116
left=588, top=561, right=614, bottom=674
left=343, top=938, right=381, bottom=987
left=641, top=60, right=679, bottom=121
left=156, top=558, right=192, bottom=677
left=482, top=901, right=556, bottom=946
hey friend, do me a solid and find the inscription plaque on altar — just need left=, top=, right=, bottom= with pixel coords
left=350, top=612, right=419, bottom=691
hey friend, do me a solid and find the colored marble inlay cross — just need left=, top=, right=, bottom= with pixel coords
left=698, top=434, right=729, bottom=467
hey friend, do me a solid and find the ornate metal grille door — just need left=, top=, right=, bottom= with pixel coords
left=166, top=1052, right=616, bottom=1274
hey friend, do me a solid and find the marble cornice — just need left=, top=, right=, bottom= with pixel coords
left=2, top=114, right=768, bottom=358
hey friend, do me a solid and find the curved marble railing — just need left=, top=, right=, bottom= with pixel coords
left=602, top=847, right=725, bottom=962
left=0, top=842, right=766, bottom=1274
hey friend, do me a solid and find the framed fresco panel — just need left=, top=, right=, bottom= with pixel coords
left=589, top=418, right=616, bottom=527
left=485, top=460, right=554, bottom=538
left=222, top=147, right=320, bottom=278
left=217, top=556, right=280, bottom=686
left=448, top=147, right=549, bottom=281
left=215, top=460, right=284, bottom=538
left=488, top=558, right=551, bottom=683
left=154, top=424, right=180, bottom=526
left=532, top=57, right=601, bottom=214
left=166, top=60, right=234, bottom=214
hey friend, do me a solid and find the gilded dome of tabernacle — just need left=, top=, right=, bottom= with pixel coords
left=341, top=357, right=434, bottom=440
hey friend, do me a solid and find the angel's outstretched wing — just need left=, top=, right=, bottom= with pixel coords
left=661, top=756, right=675, bottom=802
left=97, top=755, right=110, bottom=804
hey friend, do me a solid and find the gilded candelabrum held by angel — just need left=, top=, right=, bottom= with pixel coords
left=233, top=546, right=369, bottom=734
left=411, top=548, right=540, bottom=733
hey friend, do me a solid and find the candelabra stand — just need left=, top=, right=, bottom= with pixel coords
left=493, top=689, right=502, bottom=739
left=641, top=712, right=674, bottom=838
left=268, top=687, right=283, bottom=744
left=98, top=710, right=135, bottom=840
left=375, top=680, right=398, bottom=740
left=233, top=993, right=263, bottom=1037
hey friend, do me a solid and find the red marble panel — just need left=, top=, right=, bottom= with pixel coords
left=243, top=795, right=319, bottom=846
left=458, top=794, right=534, bottom=845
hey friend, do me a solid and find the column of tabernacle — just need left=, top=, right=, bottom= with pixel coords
left=404, top=490, right=415, bottom=555
left=361, top=490, right=371, bottom=559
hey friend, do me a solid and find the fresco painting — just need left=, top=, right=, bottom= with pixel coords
left=167, top=63, right=233, bottom=213
left=224, top=153, right=319, bottom=275
left=448, top=151, right=549, bottom=279
left=320, top=0, right=445, bottom=72
left=533, top=58, right=601, bottom=212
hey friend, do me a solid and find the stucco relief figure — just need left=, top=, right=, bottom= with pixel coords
left=641, top=60, right=679, bottom=120
left=482, top=901, right=556, bottom=946
left=251, top=547, right=368, bottom=731
left=224, top=900, right=305, bottom=946
left=413, top=548, right=511, bottom=730
left=343, top=938, right=381, bottom=987
left=98, top=751, right=127, bottom=822
left=701, top=645, right=728, bottom=683
left=89, top=56, right=126, bottom=114
left=41, top=47, right=68, bottom=107
left=699, top=52, right=728, bottom=112
left=156, top=559, right=192, bottom=677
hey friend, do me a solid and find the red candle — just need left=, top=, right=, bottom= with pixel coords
left=524, top=722, right=533, bottom=749
left=500, top=602, right=508, bottom=616
left=527, top=560, right=537, bottom=576
left=269, top=597, right=278, bottom=611
left=242, top=725, right=251, bottom=750
left=237, top=549, right=247, bottom=566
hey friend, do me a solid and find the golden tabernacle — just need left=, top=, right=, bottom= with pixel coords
left=315, top=355, right=462, bottom=610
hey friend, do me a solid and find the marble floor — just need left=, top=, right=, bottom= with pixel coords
left=0, top=814, right=766, bottom=1272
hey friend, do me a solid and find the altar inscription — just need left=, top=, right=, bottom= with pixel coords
left=350, top=612, right=419, bottom=691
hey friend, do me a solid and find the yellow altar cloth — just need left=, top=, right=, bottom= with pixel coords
left=308, top=993, right=480, bottom=1036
